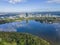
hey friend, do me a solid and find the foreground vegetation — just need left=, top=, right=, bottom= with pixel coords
left=0, top=32, right=50, bottom=45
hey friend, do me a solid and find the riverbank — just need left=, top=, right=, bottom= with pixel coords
left=0, top=17, right=60, bottom=24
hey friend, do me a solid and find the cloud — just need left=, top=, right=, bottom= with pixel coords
left=8, top=0, right=27, bottom=4
left=47, top=0, right=60, bottom=3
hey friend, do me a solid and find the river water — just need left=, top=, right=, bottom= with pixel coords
left=0, top=20, right=60, bottom=45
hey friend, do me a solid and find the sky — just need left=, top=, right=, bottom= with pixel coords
left=0, top=0, right=60, bottom=12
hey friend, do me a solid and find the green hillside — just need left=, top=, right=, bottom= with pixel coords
left=0, top=32, right=50, bottom=45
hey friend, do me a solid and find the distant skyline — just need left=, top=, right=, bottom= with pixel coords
left=0, top=0, right=60, bottom=12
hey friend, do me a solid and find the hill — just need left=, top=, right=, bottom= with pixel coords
left=0, top=32, right=50, bottom=45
